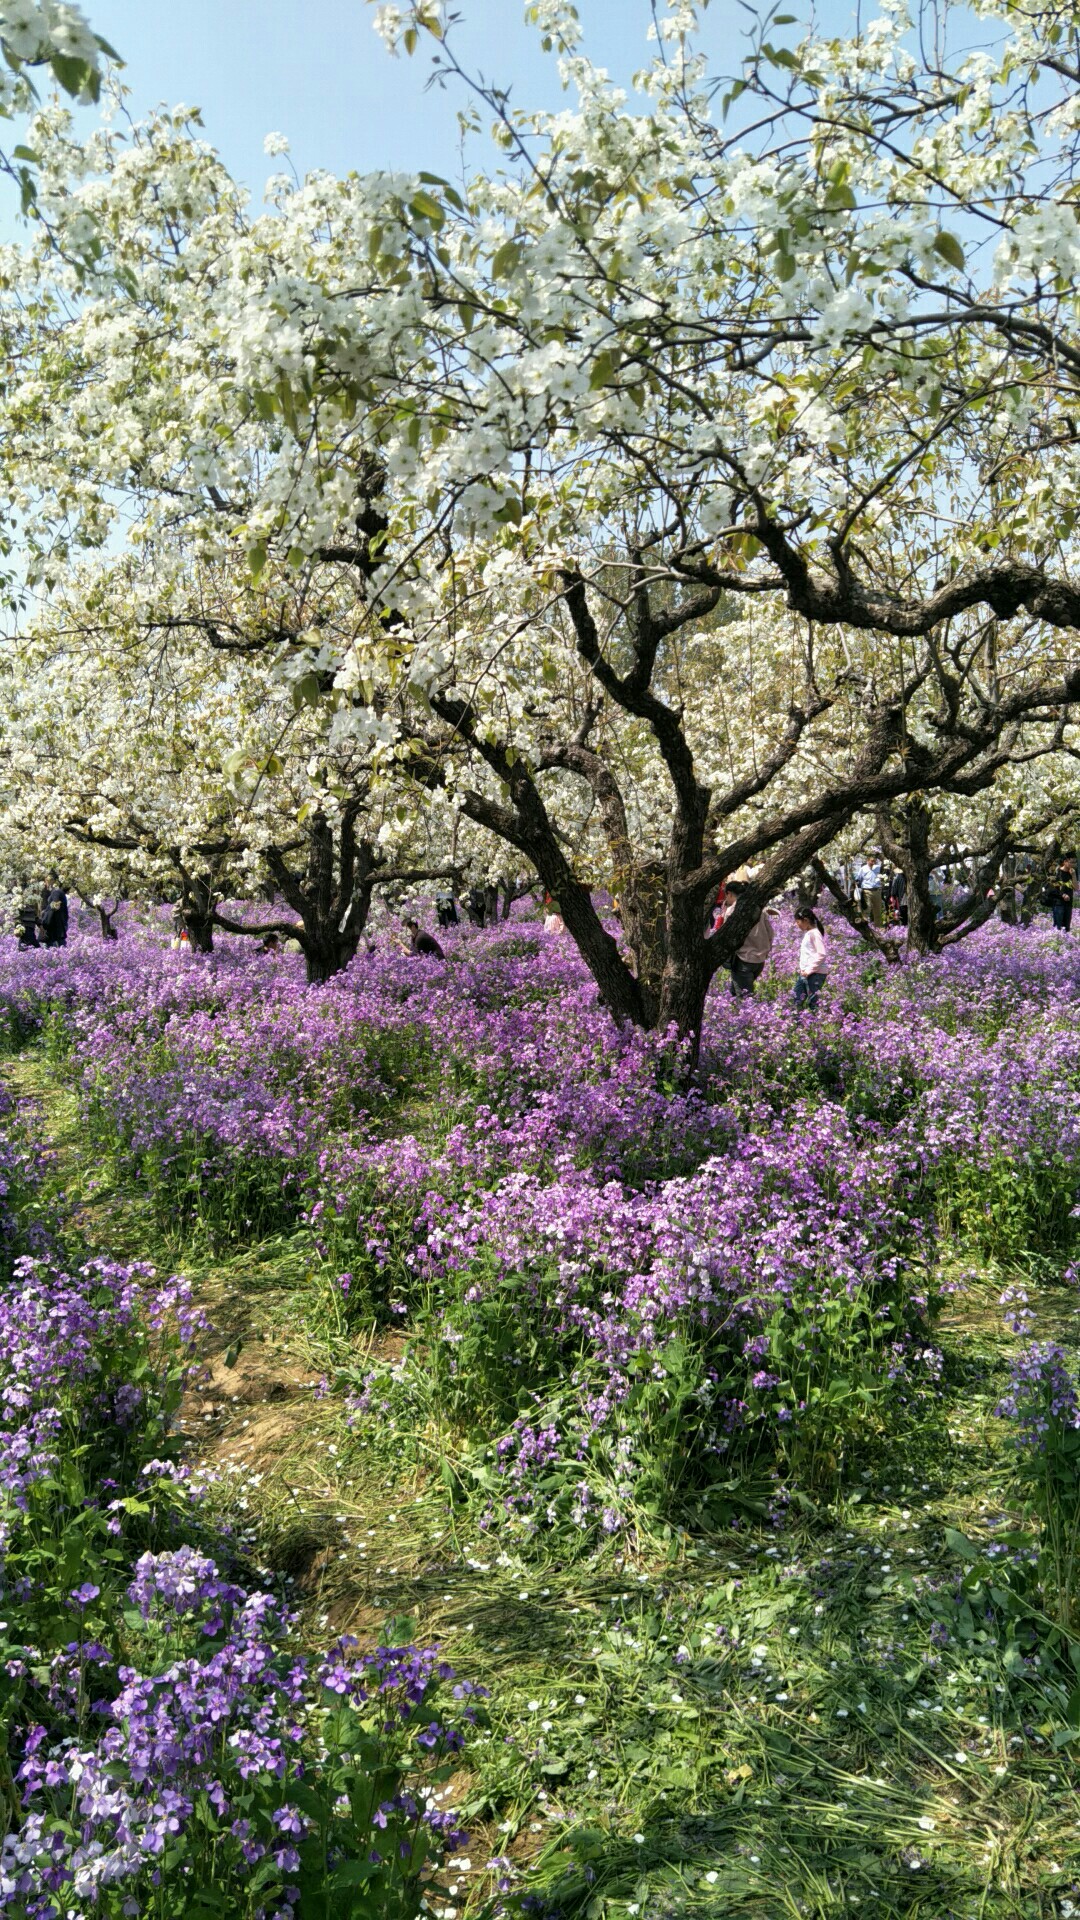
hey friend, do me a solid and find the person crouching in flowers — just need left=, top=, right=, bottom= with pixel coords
left=793, top=908, right=827, bottom=1010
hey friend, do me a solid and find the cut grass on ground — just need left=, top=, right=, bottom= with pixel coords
left=6, top=1046, right=1079, bottom=1920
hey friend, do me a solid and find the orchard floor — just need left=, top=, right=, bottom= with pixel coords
left=8, top=1047, right=1080, bottom=1920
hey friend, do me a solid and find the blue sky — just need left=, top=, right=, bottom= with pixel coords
left=67, top=0, right=860, bottom=195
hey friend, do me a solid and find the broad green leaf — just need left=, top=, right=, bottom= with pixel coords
left=492, top=238, right=524, bottom=279
left=933, top=230, right=966, bottom=272
left=410, top=189, right=445, bottom=229
left=944, top=1526, right=978, bottom=1562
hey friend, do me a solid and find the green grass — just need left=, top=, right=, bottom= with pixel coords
left=6, top=1045, right=1080, bottom=1920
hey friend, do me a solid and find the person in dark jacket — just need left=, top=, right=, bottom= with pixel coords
left=39, top=873, right=69, bottom=947
left=405, top=917, right=444, bottom=959
left=16, top=901, right=39, bottom=949
left=1050, top=859, right=1075, bottom=932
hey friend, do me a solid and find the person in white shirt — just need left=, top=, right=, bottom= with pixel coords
left=794, top=909, right=827, bottom=1010
left=855, top=856, right=884, bottom=927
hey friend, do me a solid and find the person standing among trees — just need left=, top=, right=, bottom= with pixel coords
left=39, top=872, right=68, bottom=947
left=793, top=909, right=828, bottom=1011
left=855, top=855, right=885, bottom=927
left=720, top=880, right=774, bottom=997
left=15, top=899, right=40, bottom=948
left=1050, top=858, right=1075, bottom=932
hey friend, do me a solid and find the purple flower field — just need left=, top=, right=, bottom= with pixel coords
left=2, top=904, right=1080, bottom=1918
left=2, top=906, right=1077, bottom=1531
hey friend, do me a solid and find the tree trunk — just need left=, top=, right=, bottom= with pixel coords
left=178, top=873, right=217, bottom=952
left=618, top=859, right=669, bottom=1025
left=186, top=917, right=214, bottom=952
left=878, top=799, right=1012, bottom=956
left=500, top=877, right=531, bottom=920
left=262, top=809, right=378, bottom=985
left=182, top=908, right=215, bottom=951
left=655, top=944, right=711, bottom=1056
left=303, top=931, right=365, bottom=985
left=557, top=874, right=650, bottom=1026
left=97, top=902, right=120, bottom=942
left=877, top=800, right=940, bottom=955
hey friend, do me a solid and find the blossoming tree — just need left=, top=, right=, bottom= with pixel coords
left=0, top=562, right=469, bottom=972
left=5, top=0, right=1080, bottom=1030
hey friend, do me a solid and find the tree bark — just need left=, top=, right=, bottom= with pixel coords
left=179, top=874, right=217, bottom=952
left=878, top=801, right=940, bottom=956
left=261, top=806, right=372, bottom=984
left=876, top=800, right=1013, bottom=956
left=215, top=808, right=457, bottom=985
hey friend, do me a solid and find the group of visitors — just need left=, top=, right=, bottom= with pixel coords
left=14, top=874, right=68, bottom=949
left=836, top=850, right=1078, bottom=932
left=710, top=880, right=827, bottom=1011
left=20, top=850, right=1073, bottom=1010
left=435, top=881, right=511, bottom=929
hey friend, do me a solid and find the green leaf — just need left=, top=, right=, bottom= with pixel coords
left=419, top=170, right=464, bottom=211
left=246, top=539, right=267, bottom=583
left=50, top=52, right=94, bottom=96
left=330, top=1858, right=376, bottom=1889
left=933, top=230, right=966, bottom=273
left=492, top=238, right=524, bottom=279
left=292, top=672, right=322, bottom=710
left=410, top=189, right=445, bottom=229
left=567, top=1826, right=606, bottom=1861
left=589, top=348, right=620, bottom=389
left=944, top=1526, right=978, bottom=1562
